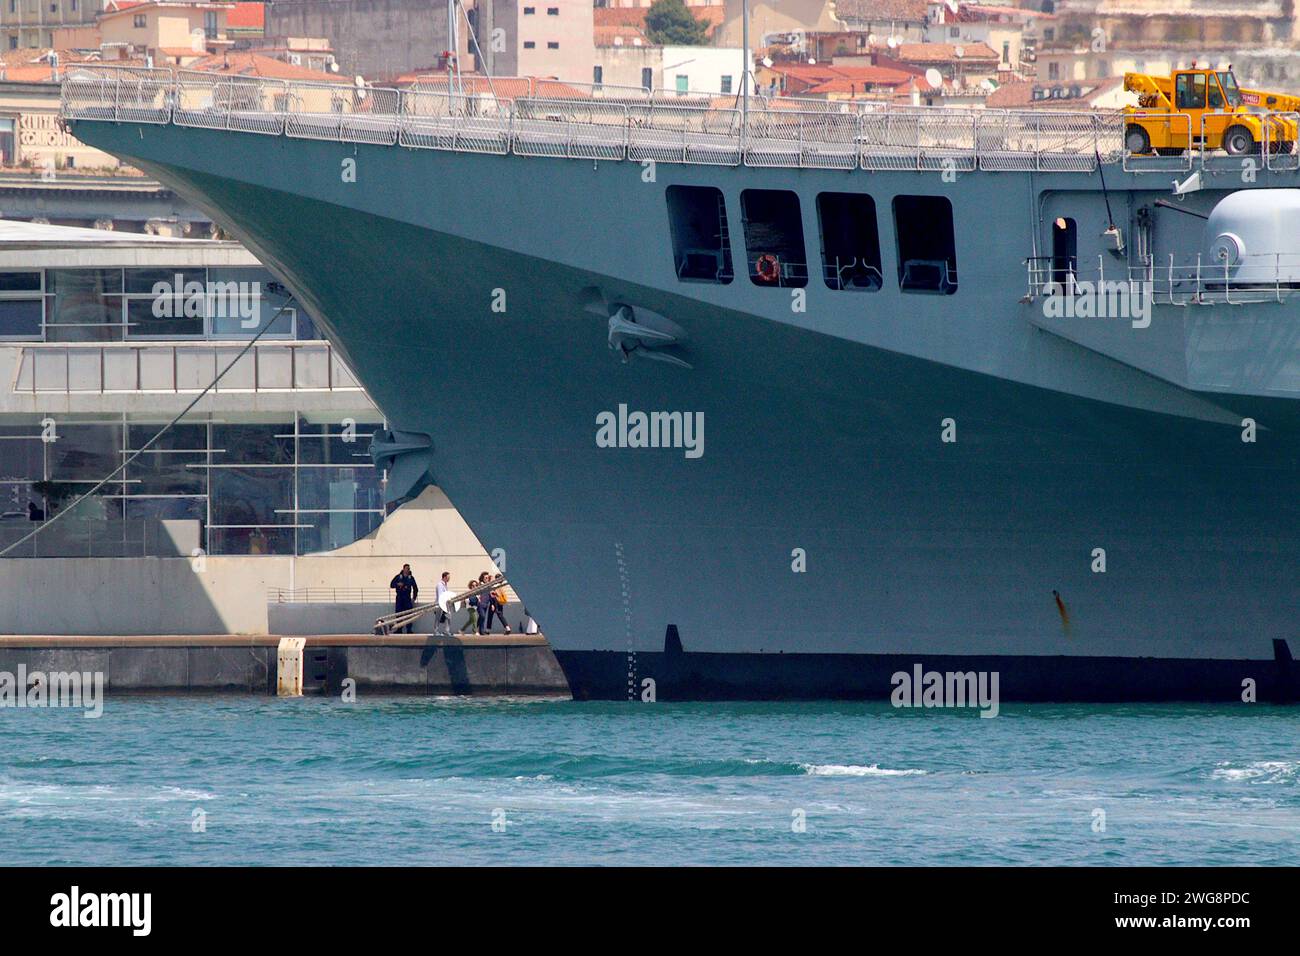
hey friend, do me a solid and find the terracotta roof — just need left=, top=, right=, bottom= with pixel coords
left=894, top=42, right=999, bottom=64
left=227, top=2, right=264, bottom=29
left=767, top=62, right=915, bottom=94
left=185, top=51, right=352, bottom=82
left=833, top=0, right=929, bottom=22
left=984, top=77, right=1032, bottom=107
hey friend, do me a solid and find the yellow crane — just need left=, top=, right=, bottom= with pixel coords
left=1123, top=67, right=1298, bottom=156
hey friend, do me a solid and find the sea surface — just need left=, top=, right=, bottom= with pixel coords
left=1, top=697, right=1298, bottom=866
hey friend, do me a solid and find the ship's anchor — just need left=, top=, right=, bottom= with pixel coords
left=580, top=288, right=692, bottom=369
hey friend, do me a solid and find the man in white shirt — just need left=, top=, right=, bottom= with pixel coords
left=434, top=571, right=453, bottom=636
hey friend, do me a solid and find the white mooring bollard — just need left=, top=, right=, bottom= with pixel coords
left=276, top=637, right=307, bottom=697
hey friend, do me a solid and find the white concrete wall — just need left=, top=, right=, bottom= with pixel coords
left=0, top=487, right=511, bottom=635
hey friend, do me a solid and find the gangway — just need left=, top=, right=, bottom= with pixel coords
left=373, top=575, right=510, bottom=635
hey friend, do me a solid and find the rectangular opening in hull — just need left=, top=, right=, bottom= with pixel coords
left=817, top=192, right=882, bottom=292
left=666, top=185, right=734, bottom=284
left=893, top=195, right=958, bottom=295
left=740, top=189, right=808, bottom=288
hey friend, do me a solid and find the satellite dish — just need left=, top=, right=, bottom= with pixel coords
left=329, top=61, right=340, bottom=73
left=980, top=78, right=995, bottom=91
left=886, top=36, right=899, bottom=49
left=954, top=45, right=965, bottom=58
left=925, top=68, right=943, bottom=88
left=808, top=57, right=816, bottom=65
left=354, top=75, right=367, bottom=99
left=762, top=56, right=773, bottom=68
left=867, top=33, right=877, bottom=46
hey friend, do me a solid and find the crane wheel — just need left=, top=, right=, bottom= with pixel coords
left=1124, top=124, right=1151, bottom=155
left=1223, top=125, right=1257, bottom=156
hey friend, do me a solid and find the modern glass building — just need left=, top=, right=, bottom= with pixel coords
left=0, top=221, right=386, bottom=557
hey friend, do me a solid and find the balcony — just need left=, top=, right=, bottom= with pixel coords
left=11, top=339, right=362, bottom=394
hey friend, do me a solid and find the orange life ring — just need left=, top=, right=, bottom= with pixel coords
left=755, top=254, right=780, bottom=284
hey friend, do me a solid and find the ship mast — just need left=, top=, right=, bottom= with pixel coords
left=740, top=0, right=749, bottom=150
left=446, top=0, right=461, bottom=95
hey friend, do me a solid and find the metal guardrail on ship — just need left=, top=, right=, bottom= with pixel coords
left=1025, top=252, right=1300, bottom=306
left=58, top=66, right=1300, bottom=175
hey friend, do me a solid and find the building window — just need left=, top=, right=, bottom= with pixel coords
left=1048, top=61, right=1059, bottom=80
left=1043, top=27, right=1055, bottom=42
left=133, top=13, right=145, bottom=27
left=893, top=196, right=958, bottom=294
left=44, top=269, right=122, bottom=342
left=523, top=40, right=535, bottom=49
left=593, top=65, right=603, bottom=86
left=667, top=185, right=733, bottom=284
left=675, top=74, right=688, bottom=93
left=641, top=66, right=653, bottom=91
left=523, top=5, right=534, bottom=13
left=1002, top=40, right=1010, bottom=63
left=720, top=74, right=732, bottom=94
left=547, top=6, right=558, bottom=13
left=0, top=272, right=43, bottom=339
left=817, top=193, right=882, bottom=292
left=740, top=190, right=808, bottom=288
left=547, top=41, right=558, bottom=49
left=204, top=10, right=217, bottom=39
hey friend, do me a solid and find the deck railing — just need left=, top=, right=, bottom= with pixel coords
left=1025, top=253, right=1300, bottom=306
left=60, top=66, right=1300, bottom=175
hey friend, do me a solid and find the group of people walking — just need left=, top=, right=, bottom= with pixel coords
left=458, top=571, right=512, bottom=636
left=389, top=565, right=512, bottom=636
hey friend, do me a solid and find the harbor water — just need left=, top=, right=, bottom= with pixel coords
left=2, top=697, right=1298, bottom=866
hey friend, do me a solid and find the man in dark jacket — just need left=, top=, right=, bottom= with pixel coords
left=390, top=564, right=418, bottom=633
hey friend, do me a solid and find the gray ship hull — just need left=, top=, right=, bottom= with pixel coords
left=67, top=121, right=1300, bottom=701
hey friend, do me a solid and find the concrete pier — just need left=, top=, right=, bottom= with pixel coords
left=0, top=634, right=570, bottom=697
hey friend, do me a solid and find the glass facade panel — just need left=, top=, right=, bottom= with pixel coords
left=296, top=420, right=378, bottom=465
left=0, top=299, right=41, bottom=337
left=45, top=270, right=124, bottom=342
left=207, top=267, right=292, bottom=338
left=2, top=415, right=382, bottom=555
left=124, top=268, right=207, bottom=294
left=296, top=509, right=382, bottom=554
left=209, top=465, right=293, bottom=527
left=212, top=422, right=294, bottom=467
left=0, top=272, right=41, bottom=292
left=7, top=268, right=325, bottom=342
left=297, top=464, right=383, bottom=513
left=126, top=296, right=204, bottom=338
left=126, top=423, right=207, bottom=496
left=48, top=422, right=122, bottom=482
